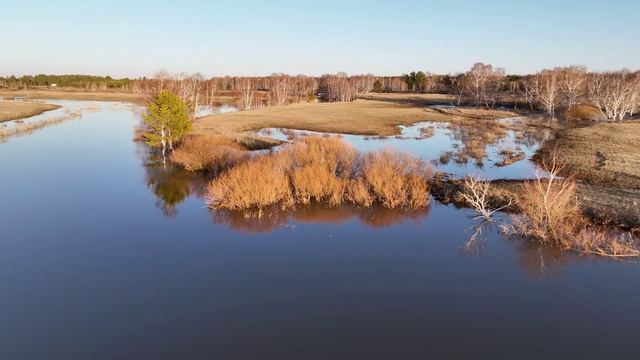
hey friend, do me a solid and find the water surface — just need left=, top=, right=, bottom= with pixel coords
left=257, top=120, right=547, bottom=179
left=0, top=101, right=638, bottom=360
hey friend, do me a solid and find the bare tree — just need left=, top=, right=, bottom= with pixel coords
left=533, top=70, right=560, bottom=118
left=557, top=66, right=587, bottom=109
left=268, top=74, right=291, bottom=106
left=588, top=71, right=640, bottom=121
left=520, top=76, right=538, bottom=111
left=321, top=73, right=357, bottom=102
left=236, top=77, right=255, bottom=110
left=463, top=63, right=505, bottom=107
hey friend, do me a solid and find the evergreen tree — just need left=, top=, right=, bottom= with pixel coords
left=372, top=79, right=384, bottom=93
left=143, top=90, right=191, bottom=159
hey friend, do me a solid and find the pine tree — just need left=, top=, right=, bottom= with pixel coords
left=143, top=90, right=192, bottom=159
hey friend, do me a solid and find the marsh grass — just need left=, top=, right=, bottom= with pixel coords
left=507, top=157, right=640, bottom=258
left=171, top=134, right=248, bottom=172
left=496, top=147, right=526, bottom=167
left=207, top=136, right=432, bottom=213
left=0, top=109, right=81, bottom=138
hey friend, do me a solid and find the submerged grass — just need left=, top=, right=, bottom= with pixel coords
left=206, top=136, right=432, bottom=212
left=0, top=109, right=81, bottom=138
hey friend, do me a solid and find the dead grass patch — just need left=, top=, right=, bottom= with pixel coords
left=535, top=121, right=640, bottom=188
left=193, top=97, right=518, bottom=137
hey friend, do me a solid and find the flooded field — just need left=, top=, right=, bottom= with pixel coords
left=256, top=118, right=548, bottom=180
left=1, top=101, right=638, bottom=359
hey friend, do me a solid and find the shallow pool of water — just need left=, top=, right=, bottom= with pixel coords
left=0, top=101, right=638, bottom=360
left=256, top=120, right=548, bottom=180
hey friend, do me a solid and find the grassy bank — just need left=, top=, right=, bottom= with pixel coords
left=194, top=98, right=518, bottom=136
left=535, top=121, right=640, bottom=189
left=0, top=100, right=60, bottom=122
left=0, top=89, right=145, bottom=104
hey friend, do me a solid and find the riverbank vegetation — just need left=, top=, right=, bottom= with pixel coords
left=506, top=159, right=639, bottom=258
left=0, top=100, right=59, bottom=122
left=207, top=137, right=432, bottom=213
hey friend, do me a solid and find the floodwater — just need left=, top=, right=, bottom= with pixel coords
left=0, top=101, right=638, bottom=360
left=257, top=119, right=548, bottom=180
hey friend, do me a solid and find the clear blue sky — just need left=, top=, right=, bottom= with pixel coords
left=2, top=0, right=638, bottom=77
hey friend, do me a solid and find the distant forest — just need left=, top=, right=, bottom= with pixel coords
left=0, top=74, right=133, bottom=90
left=2, top=64, right=638, bottom=121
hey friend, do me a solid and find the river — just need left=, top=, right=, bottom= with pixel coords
left=0, top=100, right=638, bottom=359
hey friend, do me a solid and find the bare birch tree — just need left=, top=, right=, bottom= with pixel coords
left=557, top=66, right=587, bottom=109
left=588, top=71, right=640, bottom=121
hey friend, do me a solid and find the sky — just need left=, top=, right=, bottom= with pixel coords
left=1, top=0, right=639, bottom=77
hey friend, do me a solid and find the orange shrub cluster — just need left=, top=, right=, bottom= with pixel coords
left=171, top=134, right=247, bottom=172
left=207, top=137, right=432, bottom=212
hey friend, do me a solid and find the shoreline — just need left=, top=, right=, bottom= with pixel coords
left=0, top=89, right=146, bottom=104
left=0, top=100, right=61, bottom=123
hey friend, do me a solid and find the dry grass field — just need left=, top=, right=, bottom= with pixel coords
left=536, top=121, right=640, bottom=189
left=0, top=100, right=60, bottom=122
left=0, top=89, right=145, bottom=104
left=194, top=98, right=518, bottom=136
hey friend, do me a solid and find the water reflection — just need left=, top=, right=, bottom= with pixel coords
left=512, top=240, right=574, bottom=280
left=139, top=143, right=432, bottom=229
left=139, top=145, right=207, bottom=216
left=212, top=204, right=431, bottom=233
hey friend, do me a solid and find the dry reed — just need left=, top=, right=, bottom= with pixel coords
left=206, top=136, right=432, bottom=213
left=171, top=134, right=247, bottom=172
left=507, top=156, right=640, bottom=257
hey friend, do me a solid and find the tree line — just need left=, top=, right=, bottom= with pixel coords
left=0, top=74, right=133, bottom=90
left=3, top=64, right=639, bottom=121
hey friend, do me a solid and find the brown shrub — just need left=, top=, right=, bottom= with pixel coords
left=290, top=165, right=346, bottom=206
left=346, top=178, right=374, bottom=207
left=512, top=163, right=580, bottom=246
left=509, top=156, right=640, bottom=257
left=285, top=137, right=355, bottom=206
left=207, top=155, right=292, bottom=211
left=206, top=136, right=433, bottom=212
left=171, top=134, right=246, bottom=172
left=283, top=136, right=356, bottom=176
left=362, top=149, right=431, bottom=209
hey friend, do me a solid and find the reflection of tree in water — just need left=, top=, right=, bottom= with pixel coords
left=444, top=121, right=509, bottom=166
left=511, top=239, right=573, bottom=279
left=459, top=214, right=575, bottom=279
left=514, top=127, right=551, bottom=148
left=212, top=203, right=431, bottom=234
left=438, top=119, right=549, bottom=168
left=139, top=144, right=208, bottom=217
